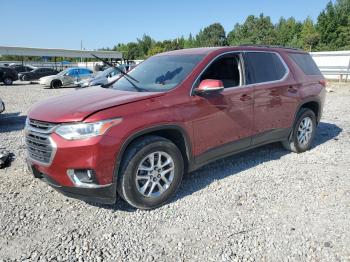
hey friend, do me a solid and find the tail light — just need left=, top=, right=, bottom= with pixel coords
left=319, top=80, right=327, bottom=87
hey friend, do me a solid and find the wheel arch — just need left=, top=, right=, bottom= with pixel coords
left=114, top=125, right=194, bottom=183
left=295, top=98, right=321, bottom=125
left=285, top=98, right=321, bottom=142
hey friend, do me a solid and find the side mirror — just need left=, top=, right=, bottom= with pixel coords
left=194, top=79, right=224, bottom=95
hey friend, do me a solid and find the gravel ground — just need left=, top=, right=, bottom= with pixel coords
left=0, top=81, right=349, bottom=261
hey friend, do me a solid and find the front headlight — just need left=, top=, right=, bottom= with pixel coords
left=55, top=118, right=122, bottom=140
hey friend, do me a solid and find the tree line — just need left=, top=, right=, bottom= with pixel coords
left=108, top=0, right=350, bottom=60
left=1, top=0, right=349, bottom=62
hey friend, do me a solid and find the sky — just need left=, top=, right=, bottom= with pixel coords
left=0, top=0, right=331, bottom=50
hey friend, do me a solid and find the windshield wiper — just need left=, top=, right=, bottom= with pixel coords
left=91, top=54, right=146, bottom=92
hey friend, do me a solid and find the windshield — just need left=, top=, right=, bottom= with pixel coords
left=111, top=54, right=204, bottom=92
left=57, top=69, right=70, bottom=76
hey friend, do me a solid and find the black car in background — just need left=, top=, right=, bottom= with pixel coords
left=9, top=64, right=35, bottom=74
left=0, top=66, right=18, bottom=85
left=19, top=67, right=58, bottom=81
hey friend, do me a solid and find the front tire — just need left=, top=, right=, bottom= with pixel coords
left=3, top=77, right=13, bottom=85
left=51, top=80, right=62, bottom=89
left=117, top=136, right=184, bottom=209
left=282, top=108, right=316, bottom=153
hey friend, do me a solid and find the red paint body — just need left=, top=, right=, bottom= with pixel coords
left=27, top=47, right=326, bottom=199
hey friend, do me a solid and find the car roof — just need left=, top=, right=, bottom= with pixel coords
left=0, top=66, right=15, bottom=70
left=157, top=46, right=306, bottom=56
left=69, top=67, right=91, bottom=70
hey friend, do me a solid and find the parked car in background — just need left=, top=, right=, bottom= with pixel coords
left=26, top=46, right=326, bottom=209
left=0, top=66, right=18, bottom=85
left=77, top=67, right=121, bottom=87
left=19, top=67, right=58, bottom=81
left=0, top=98, right=4, bottom=113
left=105, top=64, right=138, bottom=85
left=39, top=67, right=93, bottom=88
left=9, top=64, right=35, bottom=74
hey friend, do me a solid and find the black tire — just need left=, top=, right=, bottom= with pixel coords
left=22, top=75, right=28, bottom=81
left=3, top=77, right=13, bottom=85
left=51, top=80, right=62, bottom=89
left=117, top=136, right=184, bottom=209
left=282, top=108, right=316, bottom=153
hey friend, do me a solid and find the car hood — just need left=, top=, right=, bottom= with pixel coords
left=28, top=87, right=164, bottom=123
left=40, top=75, right=60, bottom=81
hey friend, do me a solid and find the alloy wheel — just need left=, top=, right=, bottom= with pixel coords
left=297, top=116, right=313, bottom=146
left=135, top=151, right=175, bottom=198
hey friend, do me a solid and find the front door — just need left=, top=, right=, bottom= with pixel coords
left=190, top=53, right=255, bottom=162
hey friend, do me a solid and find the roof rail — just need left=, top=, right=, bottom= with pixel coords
left=238, top=44, right=302, bottom=51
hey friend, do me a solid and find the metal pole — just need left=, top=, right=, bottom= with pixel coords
left=346, top=57, right=350, bottom=83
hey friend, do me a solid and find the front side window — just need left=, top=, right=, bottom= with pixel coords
left=245, top=52, right=287, bottom=85
left=112, top=54, right=204, bottom=92
left=68, top=69, right=78, bottom=76
left=198, top=53, right=243, bottom=88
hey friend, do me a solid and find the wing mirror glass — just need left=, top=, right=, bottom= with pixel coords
left=194, top=79, right=224, bottom=95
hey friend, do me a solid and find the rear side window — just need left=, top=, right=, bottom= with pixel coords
left=289, top=53, right=321, bottom=75
left=245, top=52, right=287, bottom=85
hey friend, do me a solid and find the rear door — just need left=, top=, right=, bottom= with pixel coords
left=38, top=68, right=47, bottom=77
left=78, top=69, right=93, bottom=81
left=244, top=51, right=299, bottom=144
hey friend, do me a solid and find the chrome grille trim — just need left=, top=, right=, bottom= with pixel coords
left=27, top=119, right=57, bottom=134
left=25, top=119, right=57, bottom=166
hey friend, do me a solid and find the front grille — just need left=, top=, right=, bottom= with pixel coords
left=25, top=119, right=57, bottom=165
left=28, top=119, right=56, bottom=133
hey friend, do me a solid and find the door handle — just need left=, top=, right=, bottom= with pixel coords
left=288, top=86, right=298, bottom=94
left=240, top=94, right=252, bottom=101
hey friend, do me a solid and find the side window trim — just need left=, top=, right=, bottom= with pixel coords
left=191, top=51, right=245, bottom=95
left=242, top=51, right=290, bottom=86
left=190, top=50, right=290, bottom=96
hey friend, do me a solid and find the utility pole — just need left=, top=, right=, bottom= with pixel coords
left=80, top=40, right=83, bottom=62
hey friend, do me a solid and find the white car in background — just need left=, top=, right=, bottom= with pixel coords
left=39, top=67, right=93, bottom=88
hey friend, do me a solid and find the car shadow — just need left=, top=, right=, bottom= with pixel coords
left=90, top=121, right=342, bottom=212
left=43, top=86, right=77, bottom=90
left=173, top=122, right=342, bottom=204
left=0, top=83, right=26, bottom=86
left=0, top=113, right=27, bottom=133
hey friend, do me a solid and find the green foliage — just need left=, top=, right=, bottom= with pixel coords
left=317, top=0, right=350, bottom=50
left=300, top=17, right=320, bottom=51
left=228, top=14, right=277, bottom=46
left=196, top=23, right=227, bottom=47
left=275, top=17, right=303, bottom=48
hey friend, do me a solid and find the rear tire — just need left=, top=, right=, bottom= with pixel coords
left=117, top=136, right=184, bottom=209
left=51, top=80, right=62, bottom=89
left=3, top=77, right=13, bottom=85
left=282, top=108, right=316, bottom=153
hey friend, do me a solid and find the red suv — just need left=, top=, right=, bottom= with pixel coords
left=26, top=46, right=326, bottom=209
